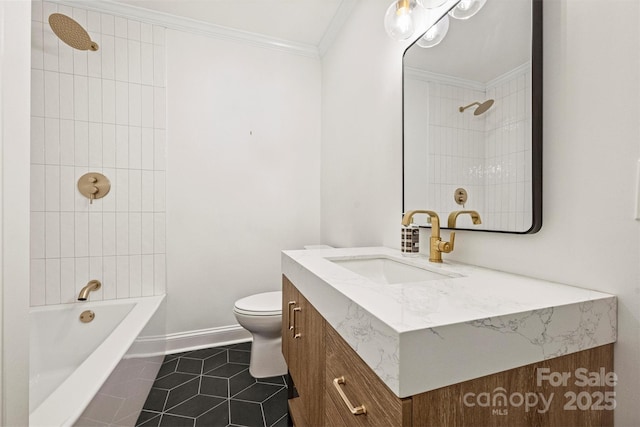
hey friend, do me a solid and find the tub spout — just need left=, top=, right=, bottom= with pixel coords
left=78, top=280, right=101, bottom=301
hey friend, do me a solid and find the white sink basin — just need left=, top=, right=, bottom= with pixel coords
left=330, top=256, right=458, bottom=284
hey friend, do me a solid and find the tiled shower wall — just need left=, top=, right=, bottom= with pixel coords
left=408, top=63, right=531, bottom=231
left=484, top=66, right=532, bottom=231
left=425, top=82, right=487, bottom=224
left=30, top=1, right=166, bottom=305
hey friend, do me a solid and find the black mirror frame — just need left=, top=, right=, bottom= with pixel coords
left=402, top=0, right=543, bottom=234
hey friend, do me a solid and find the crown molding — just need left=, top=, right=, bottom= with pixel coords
left=404, top=67, right=486, bottom=91
left=317, top=0, right=358, bottom=57
left=486, top=62, right=531, bottom=88
left=52, top=0, right=322, bottom=58
left=405, top=61, right=531, bottom=92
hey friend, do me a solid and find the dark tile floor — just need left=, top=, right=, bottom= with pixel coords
left=136, top=342, right=289, bottom=427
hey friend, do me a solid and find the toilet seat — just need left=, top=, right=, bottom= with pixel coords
left=233, top=291, right=282, bottom=316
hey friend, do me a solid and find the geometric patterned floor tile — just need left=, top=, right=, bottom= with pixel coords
left=233, top=383, right=284, bottom=403
left=166, top=395, right=226, bottom=418
left=206, top=363, right=249, bottom=379
left=136, top=342, right=289, bottom=427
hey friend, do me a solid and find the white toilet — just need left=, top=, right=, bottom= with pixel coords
left=233, top=291, right=287, bottom=378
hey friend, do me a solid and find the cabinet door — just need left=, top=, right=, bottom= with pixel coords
left=325, top=325, right=409, bottom=427
left=282, top=276, right=325, bottom=426
left=295, top=289, right=325, bottom=426
left=281, top=276, right=299, bottom=371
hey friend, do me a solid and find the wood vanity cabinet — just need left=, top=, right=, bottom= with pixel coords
left=282, top=275, right=614, bottom=427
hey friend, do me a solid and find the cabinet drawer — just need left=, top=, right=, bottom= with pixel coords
left=325, top=326, right=409, bottom=427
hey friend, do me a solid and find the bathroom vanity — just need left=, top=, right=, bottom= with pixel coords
left=281, top=247, right=616, bottom=426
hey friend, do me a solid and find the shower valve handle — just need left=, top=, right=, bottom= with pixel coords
left=78, top=172, right=111, bottom=205
left=89, top=185, right=99, bottom=204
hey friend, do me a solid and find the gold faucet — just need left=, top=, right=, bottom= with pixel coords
left=447, top=210, right=482, bottom=228
left=401, top=210, right=455, bottom=263
left=78, top=280, right=101, bottom=301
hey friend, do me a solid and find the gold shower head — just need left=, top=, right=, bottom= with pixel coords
left=459, top=99, right=494, bottom=116
left=48, top=13, right=99, bottom=51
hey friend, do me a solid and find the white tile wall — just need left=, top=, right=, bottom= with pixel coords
left=483, top=65, right=532, bottom=231
left=424, top=80, right=487, bottom=224
left=30, top=1, right=166, bottom=306
left=406, top=64, right=532, bottom=231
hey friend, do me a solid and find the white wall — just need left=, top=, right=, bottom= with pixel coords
left=1, top=1, right=31, bottom=424
left=165, top=30, right=321, bottom=335
left=321, top=1, right=404, bottom=247
left=321, top=0, right=640, bottom=423
left=30, top=1, right=167, bottom=305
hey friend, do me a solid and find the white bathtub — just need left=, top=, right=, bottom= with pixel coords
left=29, top=295, right=165, bottom=427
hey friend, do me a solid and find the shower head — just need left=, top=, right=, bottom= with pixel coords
left=48, top=13, right=99, bottom=51
left=459, top=99, right=495, bottom=116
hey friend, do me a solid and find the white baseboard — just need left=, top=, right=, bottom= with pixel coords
left=126, top=324, right=252, bottom=358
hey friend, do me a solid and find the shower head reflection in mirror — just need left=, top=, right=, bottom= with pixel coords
left=459, top=99, right=495, bottom=115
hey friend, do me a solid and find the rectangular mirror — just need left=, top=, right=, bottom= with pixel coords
left=403, top=0, right=542, bottom=233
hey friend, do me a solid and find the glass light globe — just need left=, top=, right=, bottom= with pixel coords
left=417, top=15, right=449, bottom=48
left=416, top=0, right=447, bottom=8
left=384, top=0, right=416, bottom=41
left=448, top=0, right=487, bottom=20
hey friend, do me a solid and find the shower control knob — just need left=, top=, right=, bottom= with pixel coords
left=78, top=172, right=111, bottom=205
left=454, top=188, right=468, bottom=207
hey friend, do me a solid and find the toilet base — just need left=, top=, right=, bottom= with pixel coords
left=249, top=336, right=288, bottom=378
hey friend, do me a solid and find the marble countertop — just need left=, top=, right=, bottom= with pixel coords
left=281, top=246, right=617, bottom=398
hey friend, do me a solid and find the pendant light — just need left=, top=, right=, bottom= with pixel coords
left=417, top=0, right=447, bottom=8
left=384, top=0, right=486, bottom=45
left=416, top=15, right=450, bottom=48
left=384, top=0, right=418, bottom=41
left=448, top=0, right=487, bottom=20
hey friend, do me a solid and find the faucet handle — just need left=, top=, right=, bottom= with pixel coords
left=448, top=210, right=482, bottom=228
left=437, top=231, right=455, bottom=253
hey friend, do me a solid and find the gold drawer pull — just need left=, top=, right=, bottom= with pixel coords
left=292, top=307, right=301, bottom=338
left=333, top=376, right=367, bottom=415
left=287, top=301, right=296, bottom=331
